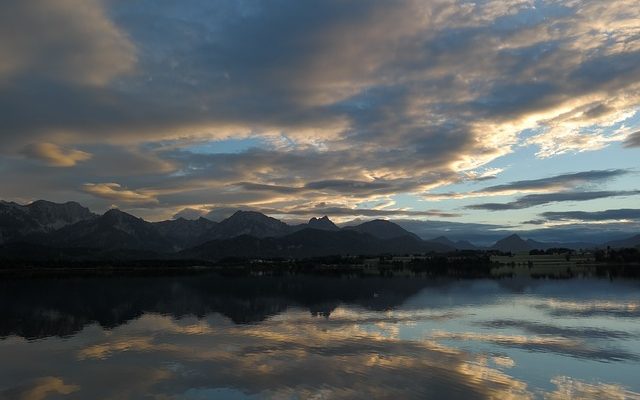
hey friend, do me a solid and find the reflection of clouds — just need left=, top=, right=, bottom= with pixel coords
left=278, top=307, right=464, bottom=325
left=533, top=299, right=640, bottom=318
left=455, top=361, right=530, bottom=400
left=78, top=337, right=159, bottom=360
left=65, top=313, right=534, bottom=399
left=491, top=356, right=515, bottom=369
left=3, top=308, right=639, bottom=399
left=125, top=314, right=217, bottom=335
left=430, top=331, right=638, bottom=362
left=477, top=319, right=633, bottom=340
left=432, top=330, right=579, bottom=346
left=0, top=377, right=79, bottom=400
left=77, top=316, right=217, bottom=360
left=545, top=376, right=640, bottom=400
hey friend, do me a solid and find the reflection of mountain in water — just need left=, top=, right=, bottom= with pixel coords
left=0, top=274, right=448, bottom=339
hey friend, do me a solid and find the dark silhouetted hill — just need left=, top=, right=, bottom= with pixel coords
left=491, top=234, right=531, bottom=252
left=182, top=228, right=451, bottom=260
left=214, top=210, right=295, bottom=238
left=431, top=236, right=479, bottom=250
left=153, top=217, right=218, bottom=250
left=606, top=234, right=640, bottom=249
left=344, top=219, right=420, bottom=240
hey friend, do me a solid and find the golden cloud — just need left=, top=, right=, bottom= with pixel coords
left=82, top=183, right=158, bottom=204
left=22, top=143, right=92, bottom=167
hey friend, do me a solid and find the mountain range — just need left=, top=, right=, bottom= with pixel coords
left=1, top=200, right=638, bottom=262
left=0, top=200, right=94, bottom=243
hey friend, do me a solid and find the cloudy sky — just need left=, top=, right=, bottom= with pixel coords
left=1, top=0, right=639, bottom=231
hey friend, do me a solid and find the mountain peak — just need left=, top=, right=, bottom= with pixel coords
left=492, top=233, right=531, bottom=252
left=27, top=199, right=88, bottom=211
left=104, top=208, right=126, bottom=215
left=28, top=199, right=56, bottom=207
left=308, top=216, right=339, bottom=231
left=19, top=199, right=95, bottom=231
left=102, top=208, right=139, bottom=222
left=219, top=210, right=290, bottom=238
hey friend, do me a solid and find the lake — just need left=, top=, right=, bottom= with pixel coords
left=1, top=273, right=639, bottom=399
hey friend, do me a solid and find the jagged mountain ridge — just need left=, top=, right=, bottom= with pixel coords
left=153, top=217, right=219, bottom=251
left=0, top=200, right=95, bottom=244
left=308, top=216, right=340, bottom=231
left=45, top=209, right=174, bottom=253
left=1, top=199, right=638, bottom=259
left=0, top=200, right=454, bottom=258
left=213, top=210, right=296, bottom=239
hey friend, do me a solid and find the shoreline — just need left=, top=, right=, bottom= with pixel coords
left=1, top=261, right=638, bottom=279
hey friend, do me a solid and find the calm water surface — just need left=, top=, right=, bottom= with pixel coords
left=1, top=273, right=640, bottom=399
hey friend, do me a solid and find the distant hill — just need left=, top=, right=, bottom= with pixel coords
left=391, top=219, right=505, bottom=245
left=213, top=210, right=295, bottom=239
left=454, top=240, right=479, bottom=250
left=431, top=236, right=457, bottom=247
left=491, top=234, right=598, bottom=252
left=606, top=234, right=640, bottom=249
left=344, top=219, right=421, bottom=240
left=153, top=217, right=218, bottom=250
left=431, top=236, right=479, bottom=250
left=526, top=239, right=596, bottom=251
left=183, top=228, right=451, bottom=260
left=491, top=234, right=531, bottom=252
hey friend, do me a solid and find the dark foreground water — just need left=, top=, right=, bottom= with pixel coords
left=1, top=273, right=640, bottom=399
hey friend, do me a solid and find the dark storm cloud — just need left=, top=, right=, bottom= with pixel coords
left=425, top=169, right=631, bottom=201
left=236, top=178, right=428, bottom=197
left=477, top=319, right=633, bottom=340
left=624, top=132, right=640, bottom=148
left=538, top=209, right=640, bottom=222
left=479, top=170, right=630, bottom=193
left=466, top=190, right=640, bottom=211
left=472, top=49, right=640, bottom=122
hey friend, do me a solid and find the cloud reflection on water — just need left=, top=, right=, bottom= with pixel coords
left=532, top=299, right=640, bottom=318
left=1, top=309, right=638, bottom=399
left=1, top=277, right=640, bottom=399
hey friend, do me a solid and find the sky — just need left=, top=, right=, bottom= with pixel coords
left=1, top=0, right=639, bottom=234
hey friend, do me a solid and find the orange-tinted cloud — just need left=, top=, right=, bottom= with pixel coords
left=22, top=143, right=92, bottom=167
left=82, top=183, right=158, bottom=204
